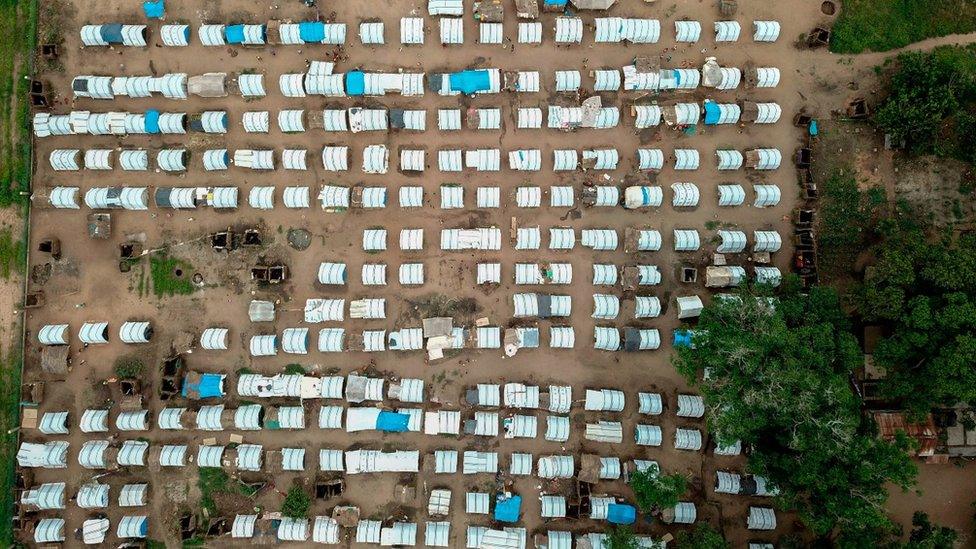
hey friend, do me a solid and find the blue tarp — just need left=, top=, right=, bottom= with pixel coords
left=142, top=0, right=164, bottom=19
left=144, top=109, right=160, bottom=134
left=607, top=504, right=637, bottom=525
left=376, top=411, right=410, bottom=432
left=703, top=101, right=720, bottom=125
left=225, top=24, right=246, bottom=44
left=138, top=518, right=149, bottom=536
left=494, top=495, right=521, bottom=523
left=182, top=373, right=225, bottom=399
left=449, top=70, right=491, bottom=95
left=544, top=0, right=568, bottom=5
left=809, top=119, right=819, bottom=136
left=346, top=71, right=365, bottom=96
left=673, top=330, right=693, bottom=348
left=299, top=21, right=326, bottom=43
left=101, top=24, right=124, bottom=44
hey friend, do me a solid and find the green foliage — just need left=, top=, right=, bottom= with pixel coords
left=818, top=171, right=876, bottom=278
left=197, top=467, right=230, bottom=517
left=0, top=0, right=36, bottom=208
left=606, top=526, right=640, bottom=549
left=905, top=512, right=958, bottom=548
left=875, top=47, right=976, bottom=163
left=113, top=355, right=144, bottom=378
left=283, top=363, right=306, bottom=375
left=830, top=0, right=976, bottom=54
left=197, top=468, right=252, bottom=517
left=628, top=465, right=687, bottom=512
left=0, top=348, right=23, bottom=546
left=149, top=254, right=195, bottom=297
left=853, top=221, right=976, bottom=412
left=674, top=524, right=729, bottom=549
left=674, top=281, right=917, bottom=541
left=0, top=227, right=24, bottom=280
left=281, top=485, right=311, bottom=519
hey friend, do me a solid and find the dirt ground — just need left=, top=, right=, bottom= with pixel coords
left=16, top=0, right=975, bottom=545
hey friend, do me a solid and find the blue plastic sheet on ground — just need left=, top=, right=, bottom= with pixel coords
left=494, top=495, right=522, bottom=523
left=809, top=119, right=819, bottom=136
left=449, top=70, right=491, bottom=94
left=225, top=24, right=246, bottom=44
left=144, top=109, right=160, bottom=134
left=673, top=329, right=693, bottom=348
left=544, top=0, right=568, bottom=5
left=376, top=411, right=410, bottom=432
left=346, top=71, right=366, bottom=96
left=142, top=0, right=164, bottom=19
left=299, top=21, right=326, bottom=43
left=703, top=101, right=720, bottom=125
left=181, top=373, right=225, bottom=398
left=100, top=24, right=124, bottom=44
left=607, top=503, right=637, bottom=525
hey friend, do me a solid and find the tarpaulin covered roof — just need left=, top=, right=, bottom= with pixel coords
left=607, top=503, right=637, bottom=524
left=449, top=70, right=491, bottom=94
left=494, top=494, right=521, bottom=522
left=182, top=372, right=225, bottom=399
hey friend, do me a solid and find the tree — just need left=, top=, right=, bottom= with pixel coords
left=674, top=281, right=917, bottom=542
left=905, top=512, right=957, bottom=549
left=853, top=221, right=976, bottom=412
left=674, top=524, right=728, bottom=549
left=281, top=485, right=311, bottom=519
left=606, top=526, right=640, bottom=549
left=628, top=465, right=688, bottom=512
left=874, top=47, right=976, bottom=161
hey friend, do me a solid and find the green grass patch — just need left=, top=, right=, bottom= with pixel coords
left=0, top=227, right=25, bottom=280
left=283, top=363, right=306, bottom=375
left=0, top=0, right=37, bottom=207
left=114, top=355, right=145, bottom=378
left=197, top=467, right=253, bottom=517
left=817, top=171, right=873, bottom=280
left=0, top=349, right=23, bottom=545
left=831, top=0, right=976, bottom=53
left=150, top=254, right=195, bottom=297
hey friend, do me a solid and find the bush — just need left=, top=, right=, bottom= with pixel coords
left=281, top=485, right=311, bottom=519
left=675, top=524, right=728, bottom=549
left=113, top=355, right=144, bottom=378
left=629, top=465, right=687, bottom=512
left=606, top=526, right=639, bottom=549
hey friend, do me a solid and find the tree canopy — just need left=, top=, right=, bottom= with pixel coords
left=854, top=221, right=976, bottom=412
left=674, top=524, right=729, bottom=549
left=874, top=47, right=976, bottom=163
left=629, top=465, right=688, bottom=513
left=674, top=281, right=917, bottom=542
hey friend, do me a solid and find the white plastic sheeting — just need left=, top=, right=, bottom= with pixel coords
left=753, top=21, right=781, bottom=42
left=554, top=17, right=583, bottom=44
left=674, top=20, right=701, bottom=42
left=714, top=21, right=741, bottom=42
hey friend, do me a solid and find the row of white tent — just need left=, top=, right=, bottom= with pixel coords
left=46, top=146, right=784, bottom=173
left=36, top=101, right=782, bottom=138
left=18, top=437, right=709, bottom=474
left=27, top=515, right=146, bottom=544
left=23, top=467, right=770, bottom=513
left=79, top=19, right=780, bottom=48
left=43, top=183, right=782, bottom=212
left=29, top=406, right=700, bottom=446
left=67, top=60, right=777, bottom=102
left=242, top=326, right=667, bottom=355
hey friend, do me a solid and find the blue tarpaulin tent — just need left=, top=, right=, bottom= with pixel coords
left=607, top=504, right=637, bottom=525
left=494, top=494, right=521, bottom=523
left=182, top=373, right=226, bottom=399
left=225, top=25, right=246, bottom=44
left=449, top=70, right=491, bottom=95
left=703, top=102, right=721, bottom=125
left=101, top=24, right=124, bottom=44
left=144, top=109, right=160, bottom=134
left=346, top=71, right=365, bottom=96
left=299, top=21, right=326, bottom=43
left=142, top=0, right=164, bottom=19
left=673, top=330, right=693, bottom=348
left=544, top=0, right=568, bottom=6
left=376, top=411, right=410, bottom=432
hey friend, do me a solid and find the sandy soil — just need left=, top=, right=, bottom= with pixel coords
left=19, top=0, right=975, bottom=546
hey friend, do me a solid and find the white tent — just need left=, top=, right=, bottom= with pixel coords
left=754, top=182, right=783, bottom=206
